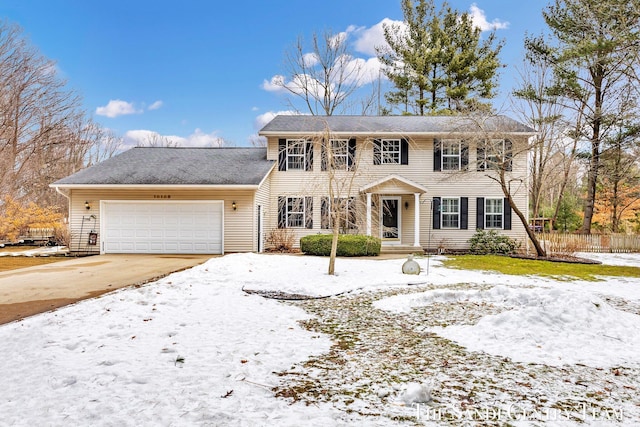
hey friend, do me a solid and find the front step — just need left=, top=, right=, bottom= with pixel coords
left=380, top=245, right=425, bottom=255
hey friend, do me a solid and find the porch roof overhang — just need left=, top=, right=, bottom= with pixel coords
left=360, top=174, right=428, bottom=194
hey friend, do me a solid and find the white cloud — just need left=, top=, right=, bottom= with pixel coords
left=302, top=52, right=319, bottom=67
left=253, top=110, right=299, bottom=131
left=121, top=128, right=225, bottom=150
left=186, top=128, right=226, bottom=147
left=470, top=3, right=509, bottom=31
left=96, top=100, right=142, bottom=118
left=343, top=56, right=382, bottom=86
left=351, top=18, right=402, bottom=56
left=262, top=75, right=286, bottom=93
left=148, top=100, right=163, bottom=111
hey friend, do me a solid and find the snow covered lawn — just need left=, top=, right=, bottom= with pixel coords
left=1, top=252, right=639, bottom=425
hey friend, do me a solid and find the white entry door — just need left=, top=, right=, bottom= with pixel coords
left=101, top=201, right=223, bottom=254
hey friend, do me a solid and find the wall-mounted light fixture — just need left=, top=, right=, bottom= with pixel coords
left=404, top=201, right=409, bottom=210
left=232, top=201, right=237, bottom=211
left=85, top=201, right=91, bottom=210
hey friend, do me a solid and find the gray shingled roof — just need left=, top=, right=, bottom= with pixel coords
left=53, top=147, right=273, bottom=186
left=259, top=115, right=536, bottom=135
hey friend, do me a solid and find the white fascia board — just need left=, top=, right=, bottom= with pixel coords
left=256, top=163, right=276, bottom=189
left=259, top=131, right=537, bottom=137
left=49, top=184, right=260, bottom=190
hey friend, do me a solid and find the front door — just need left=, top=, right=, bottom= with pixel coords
left=381, top=197, right=401, bottom=241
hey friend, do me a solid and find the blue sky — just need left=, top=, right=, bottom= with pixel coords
left=1, top=1, right=549, bottom=148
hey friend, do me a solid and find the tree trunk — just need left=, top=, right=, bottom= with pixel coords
left=509, top=191, right=547, bottom=257
left=580, top=147, right=599, bottom=234
left=328, top=226, right=339, bottom=275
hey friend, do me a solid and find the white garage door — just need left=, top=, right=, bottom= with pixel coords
left=102, top=201, right=223, bottom=254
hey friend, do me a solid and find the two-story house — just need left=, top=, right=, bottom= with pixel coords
left=51, top=115, right=535, bottom=255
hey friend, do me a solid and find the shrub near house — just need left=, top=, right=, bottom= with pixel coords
left=300, top=234, right=381, bottom=256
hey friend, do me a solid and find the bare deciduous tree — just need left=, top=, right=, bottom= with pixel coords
left=273, top=30, right=368, bottom=116
left=512, top=59, right=580, bottom=230
left=0, top=20, right=117, bottom=212
left=461, top=115, right=547, bottom=257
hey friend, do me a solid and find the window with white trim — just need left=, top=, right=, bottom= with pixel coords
left=441, top=198, right=460, bottom=228
left=441, top=139, right=461, bottom=171
left=479, top=139, right=506, bottom=170
left=286, top=197, right=305, bottom=228
left=381, top=139, right=401, bottom=164
left=286, top=139, right=306, bottom=170
left=321, top=197, right=357, bottom=230
left=330, top=139, right=348, bottom=170
left=485, top=198, right=503, bottom=229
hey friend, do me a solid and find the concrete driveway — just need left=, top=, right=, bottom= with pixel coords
left=0, top=254, right=212, bottom=324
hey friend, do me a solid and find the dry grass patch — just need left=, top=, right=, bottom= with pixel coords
left=0, top=256, right=66, bottom=272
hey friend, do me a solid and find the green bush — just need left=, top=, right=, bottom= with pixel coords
left=300, top=234, right=381, bottom=257
left=468, top=229, right=520, bottom=255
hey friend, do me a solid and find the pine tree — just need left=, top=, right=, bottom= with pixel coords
left=526, top=0, right=640, bottom=233
left=378, top=0, right=503, bottom=115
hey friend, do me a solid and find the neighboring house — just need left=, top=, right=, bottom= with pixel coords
left=51, top=115, right=535, bottom=255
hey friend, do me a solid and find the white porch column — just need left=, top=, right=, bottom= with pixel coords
left=414, top=193, right=421, bottom=247
left=366, top=193, right=372, bottom=236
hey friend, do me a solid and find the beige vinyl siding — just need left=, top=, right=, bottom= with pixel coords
left=254, top=173, right=272, bottom=252
left=67, top=188, right=256, bottom=253
left=265, top=134, right=530, bottom=251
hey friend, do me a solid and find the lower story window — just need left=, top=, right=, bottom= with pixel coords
left=278, top=196, right=313, bottom=229
left=321, top=197, right=357, bottom=230
left=485, top=198, right=503, bottom=229
left=287, top=197, right=305, bottom=227
left=441, top=198, right=459, bottom=228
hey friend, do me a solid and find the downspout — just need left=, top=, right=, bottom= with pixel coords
left=55, top=186, right=72, bottom=251
left=54, top=186, right=71, bottom=218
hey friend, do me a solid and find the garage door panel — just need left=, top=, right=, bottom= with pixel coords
left=103, top=201, right=223, bottom=254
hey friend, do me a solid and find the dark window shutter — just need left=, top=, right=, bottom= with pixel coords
left=461, top=140, right=469, bottom=171
left=305, top=141, right=313, bottom=171
left=321, top=197, right=329, bottom=229
left=433, top=139, right=441, bottom=171
left=476, top=197, right=485, bottom=229
left=373, top=139, right=381, bottom=165
left=278, top=196, right=286, bottom=228
left=278, top=139, right=286, bottom=171
left=348, top=138, right=356, bottom=171
left=401, top=139, right=409, bottom=165
left=477, top=141, right=485, bottom=171
left=432, top=197, right=441, bottom=229
left=505, top=139, right=513, bottom=171
left=320, top=139, right=327, bottom=171
left=460, top=197, right=468, bottom=229
left=503, top=198, right=512, bottom=230
left=305, top=197, right=313, bottom=229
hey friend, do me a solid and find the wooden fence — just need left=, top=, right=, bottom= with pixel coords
left=537, top=232, right=640, bottom=253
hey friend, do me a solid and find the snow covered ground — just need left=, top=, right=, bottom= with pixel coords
left=1, top=252, right=639, bottom=425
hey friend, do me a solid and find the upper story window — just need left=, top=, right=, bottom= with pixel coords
left=485, top=198, right=503, bottom=229
left=321, top=138, right=356, bottom=171
left=330, top=139, right=348, bottom=170
left=434, top=139, right=468, bottom=171
left=382, top=139, right=400, bottom=164
left=278, top=139, right=313, bottom=171
left=477, top=139, right=512, bottom=171
left=441, top=197, right=460, bottom=228
left=441, top=139, right=461, bottom=171
left=374, top=138, right=409, bottom=165
left=286, top=139, right=306, bottom=170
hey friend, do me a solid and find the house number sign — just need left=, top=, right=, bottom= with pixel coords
left=153, top=195, right=171, bottom=199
